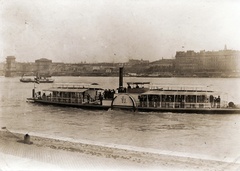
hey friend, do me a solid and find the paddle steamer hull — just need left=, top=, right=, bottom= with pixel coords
left=27, top=67, right=240, bottom=114
left=28, top=98, right=240, bottom=114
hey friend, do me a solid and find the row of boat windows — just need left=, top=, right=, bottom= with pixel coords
left=47, top=91, right=113, bottom=100
left=43, top=92, right=221, bottom=104
left=138, top=95, right=220, bottom=103
left=51, top=92, right=84, bottom=98
left=137, top=102, right=214, bottom=108
left=41, top=91, right=96, bottom=104
left=42, top=91, right=103, bottom=102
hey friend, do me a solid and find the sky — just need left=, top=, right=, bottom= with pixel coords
left=0, top=0, right=240, bottom=63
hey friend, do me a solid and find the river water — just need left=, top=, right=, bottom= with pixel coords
left=0, top=76, right=240, bottom=163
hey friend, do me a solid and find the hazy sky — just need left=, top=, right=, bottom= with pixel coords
left=1, top=0, right=240, bottom=63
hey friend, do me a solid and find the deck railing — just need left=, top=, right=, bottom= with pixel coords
left=51, top=83, right=90, bottom=89
left=150, top=85, right=213, bottom=92
left=40, top=95, right=102, bottom=104
left=40, top=96, right=84, bottom=104
left=137, top=101, right=217, bottom=109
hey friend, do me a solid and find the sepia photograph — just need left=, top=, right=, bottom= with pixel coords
left=0, top=0, right=240, bottom=170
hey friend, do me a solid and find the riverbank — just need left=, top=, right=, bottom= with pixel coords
left=0, top=130, right=239, bottom=171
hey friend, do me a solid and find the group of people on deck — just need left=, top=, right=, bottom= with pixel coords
left=85, top=89, right=115, bottom=105
left=210, top=95, right=221, bottom=108
left=103, top=89, right=115, bottom=99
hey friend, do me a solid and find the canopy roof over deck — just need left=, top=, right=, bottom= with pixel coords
left=140, top=90, right=220, bottom=96
left=150, top=84, right=213, bottom=91
left=127, top=82, right=150, bottom=85
left=43, top=88, right=88, bottom=93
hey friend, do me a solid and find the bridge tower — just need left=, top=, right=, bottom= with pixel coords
left=5, top=56, right=16, bottom=77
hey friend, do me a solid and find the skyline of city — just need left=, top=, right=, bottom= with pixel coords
left=1, top=46, right=238, bottom=64
left=2, top=47, right=240, bottom=78
left=1, top=0, right=240, bottom=63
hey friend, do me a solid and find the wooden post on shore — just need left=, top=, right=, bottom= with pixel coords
left=24, top=134, right=31, bottom=144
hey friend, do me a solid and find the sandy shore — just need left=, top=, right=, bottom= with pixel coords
left=0, top=130, right=239, bottom=171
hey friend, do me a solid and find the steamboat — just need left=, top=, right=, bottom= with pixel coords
left=27, top=67, right=240, bottom=114
left=20, top=77, right=54, bottom=83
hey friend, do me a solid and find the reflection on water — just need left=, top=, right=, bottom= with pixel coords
left=0, top=76, right=240, bottom=161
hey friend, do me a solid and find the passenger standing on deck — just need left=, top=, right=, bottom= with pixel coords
left=82, top=92, right=85, bottom=102
left=139, top=96, right=143, bottom=107
left=99, top=92, right=103, bottom=105
left=112, top=89, right=115, bottom=98
left=217, top=96, right=221, bottom=108
left=214, top=97, right=217, bottom=108
left=210, top=95, right=214, bottom=107
left=103, top=89, right=107, bottom=99
left=49, top=93, right=52, bottom=101
left=87, top=94, right=90, bottom=103
left=42, top=93, right=46, bottom=100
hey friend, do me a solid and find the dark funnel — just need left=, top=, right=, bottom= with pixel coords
left=119, top=67, right=123, bottom=88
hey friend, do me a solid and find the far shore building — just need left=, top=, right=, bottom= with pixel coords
left=147, top=58, right=174, bottom=76
left=175, top=46, right=240, bottom=76
left=150, top=59, right=174, bottom=71
left=35, top=58, right=52, bottom=77
left=128, top=59, right=149, bottom=65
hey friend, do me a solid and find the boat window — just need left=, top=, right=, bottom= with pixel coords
left=162, top=95, right=166, bottom=102
left=53, top=92, right=57, bottom=97
left=148, top=95, right=153, bottom=101
left=197, top=95, right=207, bottom=103
left=63, top=92, right=67, bottom=98
left=175, top=95, right=185, bottom=102
left=153, top=95, right=160, bottom=102
left=186, top=95, right=196, bottom=103
left=139, top=95, right=147, bottom=101
left=162, top=95, right=174, bottom=102
left=147, top=95, right=159, bottom=102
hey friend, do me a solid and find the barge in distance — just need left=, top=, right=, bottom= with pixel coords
left=27, top=67, right=240, bottom=114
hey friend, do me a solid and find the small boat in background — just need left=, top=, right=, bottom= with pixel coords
left=91, top=83, right=99, bottom=85
left=20, top=77, right=54, bottom=83
left=20, top=72, right=54, bottom=83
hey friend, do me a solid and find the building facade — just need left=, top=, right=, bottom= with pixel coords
left=175, top=48, right=240, bottom=76
left=35, top=58, right=53, bottom=76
